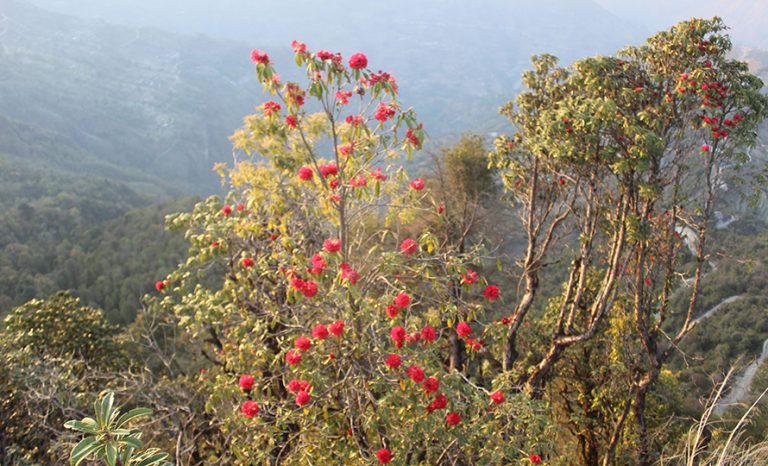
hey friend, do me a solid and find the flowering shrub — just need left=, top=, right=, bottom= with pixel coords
left=161, top=42, right=553, bottom=464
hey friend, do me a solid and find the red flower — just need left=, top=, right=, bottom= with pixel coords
left=242, top=257, right=255, bottom=268
left=456, top=321, right=472, bottom=338
left=241, top=400, right=260, bottom=418
left=345, top=115, right=364, bottom=127
left=529, top=454, right=542, bottom=464
left=386, top=305, right=399, bottom=319
left=341, top=266, right=360, bottom=285
left=407, top=365, right=425, bottom=383
left=701, top=144, right=710, bottom=152
left=446, top=412, right=461, bottom=426
left=400, top=238, right=417, bottom=255
left=312, top=324, right=329, bottom=340
left=376, top=448, right=392, bottom=464
left=285, top=350, right=302, bottom=366
left=155, top=280, right=165, bottom=292
left=390, top=326, right=406, bottom=348
left=421, top=325, right=436, bottom=342
left=250, top=49, right=269, bottom=64
left=301, top=280, right=318, bottom=298
left=318, top=164, right=338, bottom=178
left=350, top=175, right=367, bottom=187
left=329, top=320, right=345, bottom=337
left=336, top=90, right=353, bottom=105
left=329, top=179, right=340, bottom=189
left=239, top=375, right=255, bottom=391
left=348, top=52, right=368, bottom=69
left=385, top=354, right=401, bottom=369
left=484, top=285, right=500, bottom=301
left=295, top=390, right=311, bottom=406
left=437, top=203, right=445, bottom=214
left=370, top=168, right=388, bottom=181
left=295, top=336, right=312, bottom=352
left=221, top=205, right=232, bottom=216
left=423, top=377, right=439, bottom=393
left=324, top=239, right=341, bottom=253
left=297, top=166, right=314, bottom=181
left=375, top=102, right=396, bottom=123
left=291, top=40, right=307, bottom=54
left=285, top=115, right=298, bottom=128
left=410, top=178, right=425, bottom=190
left=263, top=100, right=281, bottom=117
left=394, top=293, right=410, bottom=308
left=490, top=390, right=505, bottom=405
left=427, top=393, right=448, bottom=412
left=309, top=254, right=326, bottom=274
left=405, top=128, right=421, bottom=148
left=461, top=269, right=478, bottom=285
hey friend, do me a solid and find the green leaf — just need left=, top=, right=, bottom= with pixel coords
left=116, top=408, right=152, bottom=428
left=121, top=436, right=143, bottom=450
left=105, top=442, right=117, bottom=466
left=100, top=393, right=115, bottom=427
left=70, top=437, right=101, bottom=466
left=64, top=419, right=98, bottom=433
left=134, top=452, right=171, bottom=466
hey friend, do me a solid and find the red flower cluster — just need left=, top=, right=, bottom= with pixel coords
left=295, top=390, right=311, bottom=406
left=312, top=324, right=329, bottom=340
left=241, top=400, right=260, bottom=418
left=427, top=393, right=448, bottom=413
left=394, top=293, right=410, bottom=308
left=329, top=320, right=345, bottom=337
left=250, top=49, right=269, bottom=64
left=400, top=238, right=417, bottom=255
left=348, top=52, right=368, bottom=69
left=318, top=164, right=338, bottom=178
left=386, top=305, right=398, bottom=318
left=324, top=239, right=341, bottom=253
left=390, top=326, right=406, bottom=348
left=286, top=350, right=302, bottom=366
left=242, top=257, right=255, bottom=268
left=376, top=448, right=392, bottom=464
left=461, top=269, right=478, bottom=284
left=297, top=166, right=314, bottom=181
left=385, top=353, right=401, bottom=369
left=287, top=379, right=311, bottom=393
left=340, top=263, right=360, bottom=284
left=345, top=115, right=364, bottom=127
left=291, top=40, right=307, bottom=54
left=446, top=412, right=461, bottom=426
left=421, top=325, right=436, bottom=342
left=484, top=285, right=500, bottom=301
left=529, top=453, right=542, bottom=464
left=262, top=100, right=281, bottom=117
left=490, top=390, right=505, bottom=405
left=239, top=375, right=255, bottom=391
left=221, top=204, right=233, bottom=216
left=375, top=102, right=396, bottom=122
left=407, top=365, right=425, bottom=383
left=456, top=321, right=472, bottom=338
left=410, top=178, right=425, bottom=190
left=295, top=336, right=312, bottom=352
left=370, top=168, right=388, bottom=181
left=423, top=377, right=440, bottom=393
left=309, top=254, right=326, bottom=274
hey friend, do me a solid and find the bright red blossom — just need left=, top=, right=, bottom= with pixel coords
left=390, top=326, right=406, bottom=348
left=529, top=453, right=542, bottom=464
left=456, top=321, right=472, bottom=338
left=250, top=49, right=269, bottom=64
left=329, top=320, right=345, bottom=337
left=239, top=375, right=254, bottom=391
left=285, top=114, right=298, bottom=128
left=295, top=390, right=311, bottom=406
left=421, top=325, right=436, bottom=342
left=410, top=178, right=425, bottom=190
left=242, top=257, right=255, bottom=268
left=446, top=412, right=461, bottom=426
left=461, top=269, right=478, bottom=285
left=291, top=40, right=307, bottom=54
left=221, top=205, right=232, bottom=216
left=407, top=365, right=425, bottom=383
left=295, top=336, right=312, bottom=352
left=297, top=166, right=314, bottom=181
left=262, top=100, right=281, bottom=117
left=386, top=305, right=399, bottom=319
left=484, top=285, right=500, bottom=301
left=376, top=448, right=392, bottom=464
left=285, top=350, right=302, bottom=366
left=155, top=280, right=165, bottom=292
left=394, top=293, right=410, bottom=308
left=375, top=102, right=396, bottom=122
left=324, top=239, right=341, bottom=253
left=385, top=354, right=401, bottom=369
left=348, top=52, right=368, bottom=69
left=490, top=390, right=505, bottom=405
left=287, top=379, right=310, bottom=393
left=400, top=238, right=417, bottom=255
left=423, top=377, right=440, bottom=393
left=312, top=324, right=329, bottom=340
left=241, top=400, right=260, bottom=418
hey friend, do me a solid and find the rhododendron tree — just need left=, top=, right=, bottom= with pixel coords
left=160, top=42, right=553, bottom=464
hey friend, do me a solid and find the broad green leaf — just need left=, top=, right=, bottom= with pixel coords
left=70, top=437, right=101, bottom=466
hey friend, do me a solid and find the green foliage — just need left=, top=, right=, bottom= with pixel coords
left=65, top=392, right=171, bottom=466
